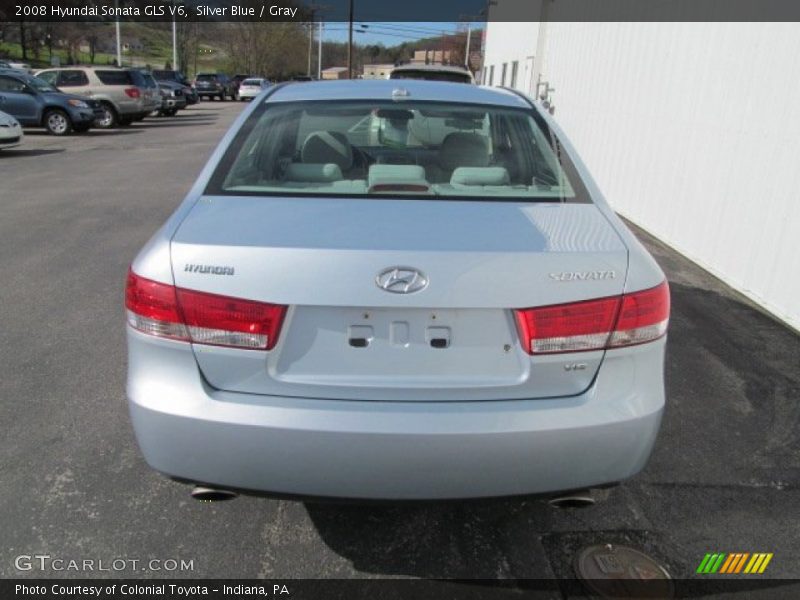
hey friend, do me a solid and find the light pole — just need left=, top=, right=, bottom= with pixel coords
left=172, top=1, right=178, bottom=71
left=115, top=0, right=122, bottom=66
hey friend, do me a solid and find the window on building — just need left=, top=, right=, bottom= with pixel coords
left=510, top=61, right=519, bottom=88
left=501, top=63, right=507, bottom=87
left=489, top=65, right=494, bottom=86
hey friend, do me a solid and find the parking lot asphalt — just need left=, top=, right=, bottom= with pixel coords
left=0, top=102, right=798, bottom=591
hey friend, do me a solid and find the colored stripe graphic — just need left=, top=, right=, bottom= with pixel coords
left=696, top=554, right=713, bottom=573
left=719, top=554, right=736, bottom=574
left=734, top=553, right=749, bottom=573
left=758, top=553, right=773, bottom=573
left=700, top=552, right=774, bottom=574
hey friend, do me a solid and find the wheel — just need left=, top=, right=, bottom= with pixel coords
left=165, top=108, right=178, bottom=117
left=219, top=92, right=225, bottom=101
left=43, top=109, right=73, bottom=136
left=94, top=103, right=118, bottom=129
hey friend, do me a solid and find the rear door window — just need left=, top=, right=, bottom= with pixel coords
left=57, top=70, right=89, bottom=87
left=95, top=70, right=133, bottom=86
left=0, top=76, right=26, bottom=92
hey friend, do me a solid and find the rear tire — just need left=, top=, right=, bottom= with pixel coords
left=43, top=109, right=72, bottom=136
left=94, top=103, right=118, bottom=129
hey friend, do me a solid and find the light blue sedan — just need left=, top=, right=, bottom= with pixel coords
left=125, top=80, right=670, bottom=500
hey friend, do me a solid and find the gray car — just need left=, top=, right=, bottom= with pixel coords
left=126, top=80, right=670, bottom=500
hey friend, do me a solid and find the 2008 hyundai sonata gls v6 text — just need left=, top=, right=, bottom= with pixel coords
left=126, top=80, right=669, bottom=500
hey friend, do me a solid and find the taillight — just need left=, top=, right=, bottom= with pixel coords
left=515, top=281, right=670, bottom=354
left=125, top=270, right=287, bottom=350
left=125, top=270, right=189, bottom=341
left=124, top=87, right=141, bottom=99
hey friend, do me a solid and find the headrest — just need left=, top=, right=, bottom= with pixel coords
left=439, top=132, right=490, bottom=171
left=451, top=167, right=510, bottom=186
left=368, top=164, right=428, bottom=189
left=285, top=163, right=343, bottom=182
left=301, top=131, right=353, bottom=171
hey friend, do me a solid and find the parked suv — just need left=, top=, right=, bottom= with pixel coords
left=0, top=70, right=103, bottom=135
left=35, top=67, right=158, bottom=128
left=151, top=69, right=191, bottom=87
left=194, top=73, right=234, bottom=101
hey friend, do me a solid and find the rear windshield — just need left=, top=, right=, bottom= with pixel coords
left=242, top=79, right=263, bottom=85
left=207, top=100, right=589, bottom=202
left=390, top=70, right=472, bottom=84
left=133, top=71, right=157, bottom=88
left=196, top=74, right=218, bottom=81
left=96, top=70, right=133, bottom=86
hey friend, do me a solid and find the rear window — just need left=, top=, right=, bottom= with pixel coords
left=132, top=71, right=156, bottom=88
left=196, top=74, right=218, bottom=82
left=390, top=70, right=472, bottom=84
left=96, top=70, right=133, bottom=85
left=242, top=79, right=263, bottom=86
left=207, top=100, right=589, bottom=202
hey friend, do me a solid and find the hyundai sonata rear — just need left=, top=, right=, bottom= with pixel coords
left=126, top=80, right=669, bottom=499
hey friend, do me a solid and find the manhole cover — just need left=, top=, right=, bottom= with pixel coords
left=575, top=544, right=674, bottom=598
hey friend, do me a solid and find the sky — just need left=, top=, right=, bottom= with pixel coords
left=320, top=21, right=467, bottom=46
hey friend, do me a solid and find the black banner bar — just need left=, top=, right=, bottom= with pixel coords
left=2, top=0, right=800, bottom=23
left=4, top=578, right=800, bottom=599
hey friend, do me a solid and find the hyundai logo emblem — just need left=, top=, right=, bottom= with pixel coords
left=376, top=267, right=428, bottom=294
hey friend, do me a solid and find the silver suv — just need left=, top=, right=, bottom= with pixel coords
left=35, top=67, right=159, bottom=128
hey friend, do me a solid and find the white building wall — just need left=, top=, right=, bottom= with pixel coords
left=483, top=21, right=800, bottom=331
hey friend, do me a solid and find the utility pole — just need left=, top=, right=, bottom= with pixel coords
left=347, top=0, right=353, bottom=78
left=317, top=21, right=323, bottom=79
left=464, top=23, right=471, bottom=68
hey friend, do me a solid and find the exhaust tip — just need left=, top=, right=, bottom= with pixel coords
left=191, top=485, right=238, bottom=502
left=548, top=490, right=597, bottom=509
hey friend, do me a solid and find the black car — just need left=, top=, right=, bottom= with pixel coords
left=155, top=80, right=188, bottom=116
left=193, top=73, right=234, bottom=101
left=151, top=69, right=198, bottom=104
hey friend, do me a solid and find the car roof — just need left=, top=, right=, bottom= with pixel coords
left=391, top=64, right=472, bottom=74
left=268, top=79, right=530, bottom=108
left=36, top=66, right=128, bottom=71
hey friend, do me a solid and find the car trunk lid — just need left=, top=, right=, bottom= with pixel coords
left=170, top=196, right=628, bottom=401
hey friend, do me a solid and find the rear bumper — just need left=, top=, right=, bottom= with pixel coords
left=127, top=330, right=666, bottom=499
